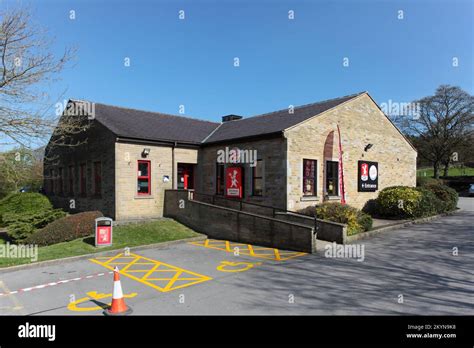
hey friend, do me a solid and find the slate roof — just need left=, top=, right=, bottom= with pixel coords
left=69, top=92, right=365, bottom=145
left=203, top=92, right=365, bottom=143
left=85, top=102, right=220, bottom=144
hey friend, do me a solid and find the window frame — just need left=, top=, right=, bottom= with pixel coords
left=93, top=161, right=102, bottom=197
left=216, top=163, right=225, bottom=195
left=252, top=159, right=263, bottom=197
left=137, top=160, right=151, bottom=196
left=68, top=165, right=74, bottom=195
left=57, top=167, right=64, bottom=195
left=325, top=160, right=339, bottom=197
left=302, top=159, right=318, bottom=197
left=80, top=163, right=87, bottom=197
left=50, top=169, right=55, bottom=196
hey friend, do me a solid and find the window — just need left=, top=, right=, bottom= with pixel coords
left=50, top=169, right=55, bottom=195
left=68, top=165, right=74, bottom=195
left=137, top=160, right=151, bottom=195
left=94, top=162, right=102, bottom=196
left=326, top=161, right=339, bottom=196
left=252, top=159, right=263, bottom=196
left=303, top=159, right=317, bottom=196
left=216, top=163, right=225, bottom=195
left=57, top=168, right=63, bottom=195
left=80, top=163, right=86, bottom=196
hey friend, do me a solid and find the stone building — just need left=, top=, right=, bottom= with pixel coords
left=44, top=92, right=417, bottom=221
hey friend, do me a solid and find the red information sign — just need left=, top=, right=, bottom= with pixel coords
left=225, top=167, right=242, bottom=198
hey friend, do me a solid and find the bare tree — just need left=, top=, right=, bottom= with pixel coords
left=395, top=85, right=474, bottom=178
left=0, top=7, right=87, bottom=149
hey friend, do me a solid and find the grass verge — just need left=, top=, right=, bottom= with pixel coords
left=0, top=220, right=200, bottom=268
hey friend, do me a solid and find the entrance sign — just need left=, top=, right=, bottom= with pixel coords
left=95, top=217, right=113, bottom=247
left=226, top=167, right=242, bottom=198
left=358, top=161, right=378, bottom=192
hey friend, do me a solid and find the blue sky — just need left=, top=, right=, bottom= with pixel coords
left=3, top=0, right=473, bottom=123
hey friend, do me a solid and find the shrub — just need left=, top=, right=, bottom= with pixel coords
left=6, top=209, right=67, bottom=243
left=413, top=187, right=443, bottom=217
left=375, top=186, right=422, bottom=218
left=0, top=193, right=52, bottom=226
left=416, top=177, right=444, bottom=187
left=375, top=185, right=457, bottom=219
left=299, top=202, right=372, bottom=236
left=7, top=222, right=36, bottom=243
left=423, top=183, right=458, bottom=211
left=25, top=211, right=103, bottom=246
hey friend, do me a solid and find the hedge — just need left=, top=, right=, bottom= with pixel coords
left=375, top=184, right=458, bottom=219
left=6, top=209, right=67, bottom=243
left=375, top=186, right=422, bottom=218
left=25, top=211, right=103, bottom=246
left=423, top=183, right=458, bottom=211
left=299, top=202, right=372, bottom=236
left=0, top=193, right=52, bottom=226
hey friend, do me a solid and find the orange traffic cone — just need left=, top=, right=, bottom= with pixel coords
left=104, top=267, right=133, bottom=316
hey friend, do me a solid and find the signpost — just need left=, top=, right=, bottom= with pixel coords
left=95, top=217, right=113, bottom=247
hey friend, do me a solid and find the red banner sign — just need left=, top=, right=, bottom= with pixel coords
left=225, top=167, right=242, bottom=198
left=337, top=125, right=346, bottom=204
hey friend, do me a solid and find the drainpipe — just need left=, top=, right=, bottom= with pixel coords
left=172, top=141, right=177, bottom=189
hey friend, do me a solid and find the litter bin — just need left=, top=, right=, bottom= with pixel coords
left=95, top=217, right=113, bottom=247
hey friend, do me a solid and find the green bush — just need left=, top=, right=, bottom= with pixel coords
left=6, top=209, right=67, bottom=243
left=299, top=202, right=372, bottom=236
left=375, top=185, right=457, bottom=219
left=423, top=183, right=458, bottom=211
left=0, top=193, right=52, bottom=226
left=375, top=186, right=422, bottom=218
left=25, top=211, right=103, bottom=246
left=416, top=177, right=444, bottom=187
left=6, top=222, right=36, bottom=243
left=413, top=187, right=443, bottom=217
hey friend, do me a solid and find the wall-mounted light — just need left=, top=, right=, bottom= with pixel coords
left=364, top=143, right=373, bottom=152
left=142, top=148, right=151, bottom=157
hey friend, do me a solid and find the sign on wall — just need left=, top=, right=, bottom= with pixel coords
left=358, top=161, right=378, bottom=192
left=226, top=167, right=242, bottom=198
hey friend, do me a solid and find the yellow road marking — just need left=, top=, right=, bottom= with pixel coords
left=189, top=239, right=306, bottom=261
left=89, top=253, right=212, bottom=292
left=216, top=261, right=262, bottom=272
left=67, top=291, right=137, bottom=312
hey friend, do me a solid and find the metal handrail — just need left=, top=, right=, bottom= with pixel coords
left=188, top=190, right=319, bottom=236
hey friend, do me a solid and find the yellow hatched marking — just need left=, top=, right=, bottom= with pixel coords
left=189, top=239, right=307, bottom=261
left=89, top=253, right=212, bottom=292
left=142, top=263, right=160, bottom=280
left=121, top=256, right=142, bottom=272
left=103, top=253, right=127, bottom=265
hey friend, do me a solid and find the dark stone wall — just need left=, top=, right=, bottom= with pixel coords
left=164, top=190, right=316, bottom=253
left=43, top=119, right=116, bottom=218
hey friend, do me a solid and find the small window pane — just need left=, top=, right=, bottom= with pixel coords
left=137, top=179, right=149, bottom=193
left=326, top=161, right=339, bottom=196
left=138, top=162, right=149, bottom=176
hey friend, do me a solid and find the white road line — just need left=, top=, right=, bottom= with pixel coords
left=0, top=271, right=113, bottom=297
